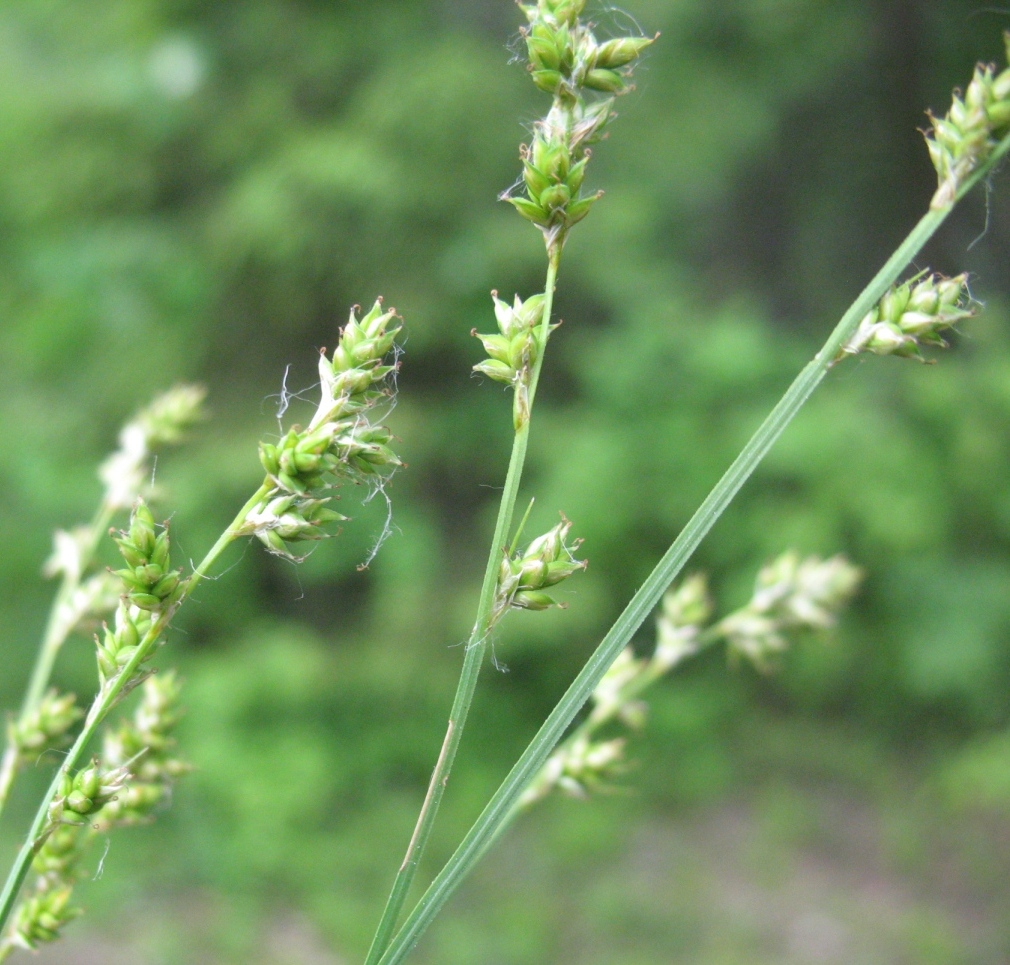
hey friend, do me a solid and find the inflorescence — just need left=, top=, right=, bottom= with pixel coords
left=508, top=0, right=656, bottom=249
left=0, top=389, right=206, bottom=958
left=474, top=0, right=655, bottom=429
left=12, top=10, right=1010, bottom=962
left=7, top=675, right=188, bottom=954
left=926, top=32, right=1010, bottom=208
left=249, top=299, right=402, bottom=559
left=839, top=272, right=976, bottom=363
left=3, top=300, right=403, bottom=955
left=518, top=553, right=860, bottom=807
left=493, top=513, right=587, bottom=625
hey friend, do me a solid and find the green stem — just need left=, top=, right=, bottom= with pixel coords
left=374, top=139, right=1010, bottom=965
left=189, top=483, right=271, bottom=587
left=0, top=482, right=270, bottom=937
left=471, top=626, right=713, bottom=872
left=0, top=755, right=18, bottom=832
left=484, top=622, right=715, bottom=848
left=0, top=501, right=117, bottom=823
left=363, top=252, right=562, bottom=964
left=500, top=624, right=723, bottom=833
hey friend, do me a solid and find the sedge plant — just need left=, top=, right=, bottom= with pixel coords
left=1, top=1, right=1010, bottom=960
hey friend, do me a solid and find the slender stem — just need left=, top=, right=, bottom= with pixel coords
left=363, top=253, right=562, bottom=964
left=189, top=483, right=271, bottom=587
left=0, top=482, right=270, bottom=936
left=495, top=626, right=723, bottom=841
left=497, top=629, right=738, bottom=867
left=0, top=501, right=117, bottom=822
left=0, top=755, right=17, bottom=829
left=375, top=139, right=1010, bottom=964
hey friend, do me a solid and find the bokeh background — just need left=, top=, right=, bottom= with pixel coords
left=3, top=0, right=1010, bottom=962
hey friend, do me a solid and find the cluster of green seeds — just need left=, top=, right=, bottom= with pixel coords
left=472, top=292, right=550, bottom=428
left=7, top=888, right=78, bottom=952
left=839, top=272, right=975, bottom=362
left=253, top=300, right=402, bottom=558
left=95, top=601, right=156, bottom=689
left=926, top=31, right=1010, bottom=207
left=111, top=501, right=181, bottom=612
left=9, top=673, right=189, bottom=953
left=494, top=514, right=587, bottom=621
left=48, top=760, right=128, bottom=828
left=506, top=0, right=655, bottom=242
left=96, top=672, right=189, bottom=828
left=5, top=693, right=81, bottom=771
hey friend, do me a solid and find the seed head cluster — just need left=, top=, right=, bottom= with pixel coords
left=252, top=299, right=401, bottom=558
left=473, top=0, right=654, bottom=434
left=5, top=675, right=188, bottom=954
left=493, top=514, right=587, bottom=625
left=519, top=553, right=859, bottom=807
left=926, top=32, right=1010, bottom=208
left=506, top=0, right=656, bottom=248
left=717, top=553, right=862, bottom=670
left=472, top=292, right=550, bottom=429
left=840, top=272, right=976, bottom=363
left=4, top=692, right=81, bottom=773
left=98, top=385, right=205, bottom=512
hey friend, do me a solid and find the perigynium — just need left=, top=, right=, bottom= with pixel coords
left=3, top=5, right=1010, bottom=963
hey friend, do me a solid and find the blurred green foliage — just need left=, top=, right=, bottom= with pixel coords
left=3, top=0, right=1010, bottom=962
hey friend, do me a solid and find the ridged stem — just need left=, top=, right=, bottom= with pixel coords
left=374, top=135, right=1010, bottom=965
left=363, top=250, right=562, bottom=964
